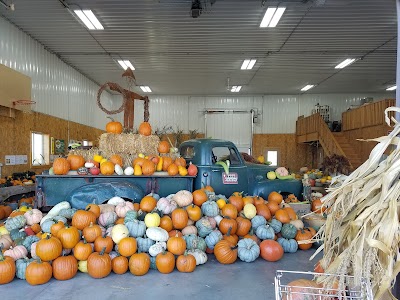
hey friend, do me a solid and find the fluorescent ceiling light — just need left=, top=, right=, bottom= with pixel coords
left=386, top=85, right=397, bottom=91
left=140, top=86, right=152, bottom=93
left=260, top=7, right=286, bottom=28
left=117, top=60, right=135, bottom=70
left=231, top=86, right=242, bottom=92
left=74, top=10, right=104, bottom=30
left=241, top=59, right=257, bottom=70
left=301, top=84, right=315, bottom=92
left=335, top=58, right=356, bottom=69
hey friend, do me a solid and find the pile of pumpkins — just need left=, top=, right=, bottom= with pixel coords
left=50, top=150, right=198, bottom=178
left=0, top=189, right=316, bottom=285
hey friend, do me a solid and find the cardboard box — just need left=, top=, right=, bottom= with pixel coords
left=290, top=202, right=311, bottom=218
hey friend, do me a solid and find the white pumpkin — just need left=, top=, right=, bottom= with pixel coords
left=115, top=164, right=124, bottom=175
left=124, top=166, right=134, bottom=176
left=186, top=219, right=194, bottom=226
left=99, top=204, right=115, bottom=213
left=290, top=219, right=304, bottom=230
left=187, top=249, right=208, bottom=265
left=40, top=201, right=71, bottom=225
left=243, top=203, right=257, bottom=219
left=111, top=224, right=129, bottom=244
left=214, top=215, right=223, bottom=226
left=115, top=201, right=134, bottom=218
left=149, top=242, right=166, bottom=257
left=108, top=196, right=125, bottom=206
left=85, top=162, right=94, bottom=168
left=156, top=197, right=177, bottom=215
left=182, top=225, right=197, bottom=236
left=146, top=227, right=169, bottom=242
left=172, top=190, right=193, bottom=207
left=24, top=209, right=43, bottom=225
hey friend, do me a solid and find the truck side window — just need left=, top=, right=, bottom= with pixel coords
left=212, top=147, right=241, bottom=166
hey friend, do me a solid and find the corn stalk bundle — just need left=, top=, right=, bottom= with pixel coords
left=309, top=107, right=400, bottom=299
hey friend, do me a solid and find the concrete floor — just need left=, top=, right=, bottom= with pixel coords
left=0, top=250, right=321, bottom=300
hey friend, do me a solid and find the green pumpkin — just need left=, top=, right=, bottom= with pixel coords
left=124, top=210, right=138, bottom=223
left=58, top=208, right=77, bottom=219
left=41, top=219, right=56, bottom=233
left=53, top=215, right=68, bottom=223
left=251, top=215, right=266, bottom=230
left=281, top=223, right=297, bottom=239
left=16, top=257, right=34, bottom=280
left=255, top=224, right=275, bottom=240
left=137, top=211, right=147, bottom=222
left=125, top=220, right=146, bottom=238
left=201, top=201, right=219, bottom=217
left=10, top=229, right=27, bottom=241
left=183, top=234, right=206, bottom=251
left=137, top=236, right=155, bottom=252
left=238, top=238, right=260, bottom=263
left=22, top=236, right=40, bottom=252
left=5, top=215, right=26, bottom=231
left=268, top=218, right=283, bottom=233
left=195, top=217, right=213, bottom=237
left=277, top=237, right=298, bottom=253
left=205, top=230, right=222, bottom=250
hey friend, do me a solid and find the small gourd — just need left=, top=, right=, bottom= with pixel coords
left=144, top=212, right=161, bottom=228
left=243, top=203, right=257, bottom=219
left=111, top=224, right=130, bottom=244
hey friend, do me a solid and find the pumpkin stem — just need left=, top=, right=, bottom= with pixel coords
left=0, top=247, right=4, bottom=261
left=100, top=247, right=106, bottom=256
left=106, top=116, right=115, bottom=122
left=226, top=227, right=232, bottom=237
left=83, top=237, right=87, bottom=244
left=86, top=207, right=91, bottom=212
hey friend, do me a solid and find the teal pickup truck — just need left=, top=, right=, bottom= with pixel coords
left=35, top=139, right=302, bottom=209
left=179, top=139, right=302, bottom=199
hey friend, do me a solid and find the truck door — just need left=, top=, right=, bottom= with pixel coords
left=209, top=146, right=248, bottom=195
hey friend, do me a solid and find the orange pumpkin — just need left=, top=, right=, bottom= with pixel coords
left=228, top=195, right=244, bottom=212
left=106, top=119, right=123, bottom=134
left=275, top=209, right=291, bottom=224
left=162, top=157, right=173, bottom=171
left=221, top=204, right=238, bottom=219
left=109, top=154, right=123, bottom=167
left=167, top=164, right=179, bottom=176
left=174, top=157, right=186, bottom=168
left=259, top=240, right=284, bottom=262
left=186, top=204, right=202, bottom=221
left=141, top=160, right=156, bottom=176
left=159, top=216, right=173, bottom=232
left=254, top=196, right=265, bottom=206
left=133, top=157, right=146, bottom=167
left=67, top=155, right=85, bottom=171
left=158, top=141, right=170, bottom=154
left=138, top=122, right=152, bottom=136
left=53, top=158, right=70, bottom=175
left=311, top=198, right=326, bottom=213
left=242, top=196, right=254, bottom=206
left=283, top=207, right=298, bottom=220
left=166, top=235, right=186, bottom=255
left=171, top=208, right=188, bottom=230
left=268, top=191, right=283, bottom=205
left=100, top=161, right=115, bottom=175
left=192, top=189, right=208, bottom=207
left=256, top=204, right=272, bottom=221
left=266, top=201, right=280, bottom=216
left=140, top=196, right=157, bottom=212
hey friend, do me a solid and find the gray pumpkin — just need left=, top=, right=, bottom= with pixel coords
left=41, top=219, right=56, bottom=233
left=137, top=236, right=155, bottom=253
left=125, top=220, right=146, bottom=238
left=149, top=255, right=157, bottom=270
left=238, top=238, right=260, bottom=263
left=53, top=216, right=68, bottom=223
left=22, top=235, right=40, bottom=252
left=268, top=219, right=282, bottom=233
left=281, top=223, right=297, bottom=239
left=58, top=208, right=77, bottom=219
left=201, top=201, right=219, bottom=217
left=5, top=215, right=26, bottom=231
left=183, top=234, right=207, bottom=251
left=205, top=230, right=222, bottom=250
left=195, top=217, right=213, bottom=237
left=255, top=224, right=275, bottom=240
left=16, top=257, right=34, bottom=280
left=10, top=229, right=27, bottom=241
left=277, top=237, right=298, bottom=253
left=124, top=210, right=138, bottom=223
left=251, top=215, right=267, bottom=230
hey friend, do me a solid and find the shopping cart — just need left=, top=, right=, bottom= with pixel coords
left=274, top=270, right=373, bottom=300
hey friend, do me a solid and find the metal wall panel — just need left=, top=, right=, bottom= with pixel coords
left=0, top=17, right=113, bottom=130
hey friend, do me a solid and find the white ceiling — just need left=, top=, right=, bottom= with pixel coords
left=0, top=0, right=397, bottom=95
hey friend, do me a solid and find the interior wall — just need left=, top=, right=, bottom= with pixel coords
left=252, top=134, right=312, bottom=171
left=0, top=109, right=104, bottom=177
left=0, top=16, right=114, bottom=130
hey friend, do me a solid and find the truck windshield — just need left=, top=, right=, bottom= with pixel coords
left=180, top=146, right=195, bottom=160
left=212, top=147, right=240, bottom=165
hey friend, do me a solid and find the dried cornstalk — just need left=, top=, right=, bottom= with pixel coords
left=307, top=107, right=400, bottom=299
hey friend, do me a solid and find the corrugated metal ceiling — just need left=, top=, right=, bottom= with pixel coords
left=0, top=0, right=396, bottom=95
